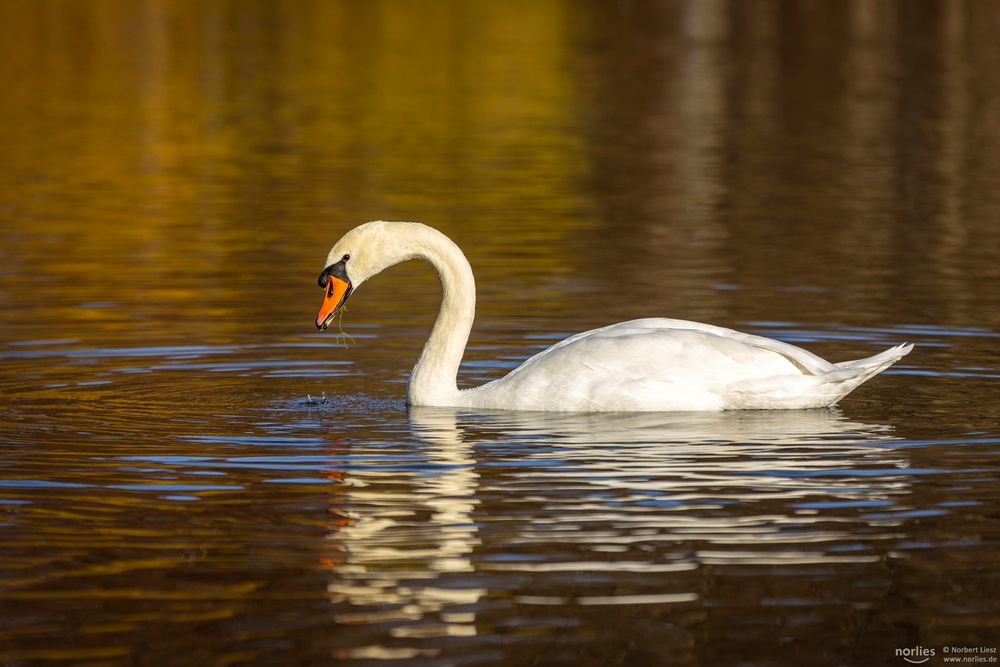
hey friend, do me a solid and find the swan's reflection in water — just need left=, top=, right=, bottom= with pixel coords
left=325, top=407, right=909, bottom=654
left=325, top=409, right=484, bottom=646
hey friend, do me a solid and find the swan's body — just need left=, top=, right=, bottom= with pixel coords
left=316, top=221, right=912, bottom=412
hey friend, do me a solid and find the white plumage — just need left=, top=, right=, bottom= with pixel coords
left=461, top=319, right=911, bottom=411
left=316, top=221, right=911, bottom=412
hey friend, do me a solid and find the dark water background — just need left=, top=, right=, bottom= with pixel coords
left=2, top=2, right=999, bottom=665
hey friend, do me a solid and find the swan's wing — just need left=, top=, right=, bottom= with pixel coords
left=460, top=319, right=908, bottom=411
left=519, top=318, right=837, bottom=375
left=460, top=319, right=831, bottom=411
left=665, top=320, right=839, bottom=375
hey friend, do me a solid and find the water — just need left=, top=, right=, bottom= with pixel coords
left=2, top=1, right=999, bottom=665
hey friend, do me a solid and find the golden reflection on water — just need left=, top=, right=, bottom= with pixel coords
left=2, top=1, right=1000, bottom=665
left=2, top=1, right=998, bottom=358
left=0, top=0, right=590, bottom=307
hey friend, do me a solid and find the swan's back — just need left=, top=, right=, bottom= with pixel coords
left=458, top=319, right=911, bottom=412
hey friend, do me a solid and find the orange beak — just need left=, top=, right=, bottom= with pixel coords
left=316, top=276, right=352, bottom=330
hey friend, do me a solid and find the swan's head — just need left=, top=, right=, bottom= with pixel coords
left=315, top=221, right=418, bottom=330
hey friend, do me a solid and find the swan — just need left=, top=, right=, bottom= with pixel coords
left=315, top=221, right=912, bottom=411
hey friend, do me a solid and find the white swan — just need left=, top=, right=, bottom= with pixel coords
left=315, top=221, right=912, bottom=411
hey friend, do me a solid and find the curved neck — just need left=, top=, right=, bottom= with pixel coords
left=405, top=228, right=476, bottom=406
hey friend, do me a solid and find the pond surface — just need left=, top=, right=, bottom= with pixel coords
left=1, top=2, right=999, bottom=665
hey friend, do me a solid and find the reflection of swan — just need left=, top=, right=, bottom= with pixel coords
left=325, top=409, right=483, bottom=635
left=314, top=221, right=912, bottom=411
left=413, top=406, right=910, bottom=520
left=325, top=406, right=910, bottom=645
left=439, top=406, right=897, bottom=445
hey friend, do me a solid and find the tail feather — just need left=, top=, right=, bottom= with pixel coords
left=828, top=342, right=913, bottom=401
left=835, top=342, right=914, bottom=373
left=722, top=343, right=912, bottom=409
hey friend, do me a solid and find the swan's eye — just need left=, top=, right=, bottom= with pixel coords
left=342, top=254, right=351, bottom=262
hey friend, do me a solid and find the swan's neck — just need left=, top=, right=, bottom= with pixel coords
left=406, top=231, right=475, bottom=406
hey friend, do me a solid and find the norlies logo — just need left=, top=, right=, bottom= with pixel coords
left=897, top=646, right=936, bottom=664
